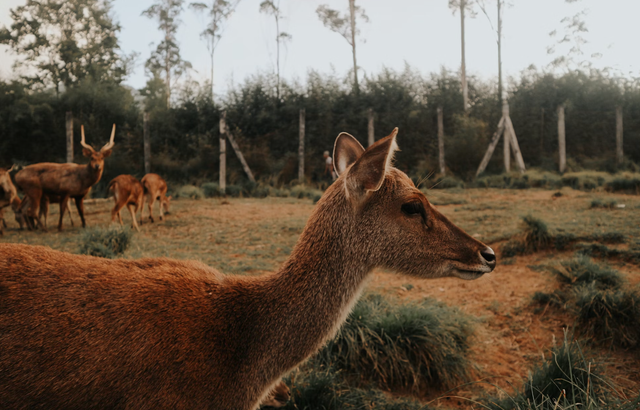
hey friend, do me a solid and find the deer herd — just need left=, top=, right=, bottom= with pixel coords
left=0, top=125, right=171, bottom=235
left=0, top=127, right=496, bottom=409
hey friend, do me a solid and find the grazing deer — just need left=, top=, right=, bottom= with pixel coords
left=19, top=195, right=76, bottom=231
left=141, top=173, right=171, bottom=222
left=0, top=165, right=23, bottom=234
left=14, top=124, right=115, bottom=231
left=108, top=174, right=144, bottom=232
left=0, top=129, right=496, bottom=410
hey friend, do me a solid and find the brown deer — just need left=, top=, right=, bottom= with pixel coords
left=141, top=173, right=171, bottom=222
left=0, top=165, right=24, bottom=234
left=108, top=174, right=144, bottom=232
left=261, top=380, right=291, bottom=408
left=14, top=124, right=115, bottom=231
left=19, top=195, right=76, bottom=231
left=0, top=129, right=496, bottom=410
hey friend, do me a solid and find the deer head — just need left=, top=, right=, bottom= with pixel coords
left=81, top=124, right=116, bottom=172
left=333, top=128, right=496, bottom=280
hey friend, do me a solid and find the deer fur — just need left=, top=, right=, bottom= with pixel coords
left=0, top=129, right=496, bottom=409
left=108, top=174, right=144, bottom=232
left=14, top=124, right=115, bottom=231
left=141, top=173, right=171, bottom=222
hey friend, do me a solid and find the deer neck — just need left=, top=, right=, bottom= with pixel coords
left=83, top=162, right=104, bottom=186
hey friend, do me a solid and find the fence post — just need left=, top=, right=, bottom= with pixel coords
left=66, top=111, right=73, bottom=163
left=557, top=104, right=566, bottom=173
left=299, top=109, right=305, bottom=183
left=616, top=106, right=623, bottom=165
left=503, top=103, right=510, bottom=172
left=437, top=106, right=445, bottom=175
left=368, top=108, right=374, bottom=147
left=219, top=112, right=227, bottom=194
left=143, top=112, right=151, bottom=174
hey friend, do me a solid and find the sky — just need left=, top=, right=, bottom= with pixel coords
left=1, top=0, right=639, bottom=96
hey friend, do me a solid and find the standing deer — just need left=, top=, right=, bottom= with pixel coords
left=14, top=124, right=115, bottom=231
left=19, top=194, right=76, bottom=231
left=108, top=174, right=144, bottom=232
left=0, top=165, right=24, bottom=234
left=0, top=129, right=496, bottom=410
left=141, top=173, right=171, bottom=222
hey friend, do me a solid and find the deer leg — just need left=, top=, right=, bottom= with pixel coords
left=68, top=200, right=75, bottom=227
left=158, top=196, right=164, bottom=221
left=139, top=193, right=146, bottom=225
left=74, top=196, right=87, bottom=228
left=57, top=195, right=70, bottom=232
left=26, top=189, right=46, bottom=232
left=148, top=195, right=155, bottom=223
left=128, top=204, right=140, bottom=232
left=40, top=197, right=49, bottom=230
left=112, top=197, right=124, bottom=226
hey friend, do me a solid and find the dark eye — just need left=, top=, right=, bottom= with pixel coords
left=401, top=201, right=425, bottom=217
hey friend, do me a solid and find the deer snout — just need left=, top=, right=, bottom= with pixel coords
left=479, top=247, right=496, bottom=271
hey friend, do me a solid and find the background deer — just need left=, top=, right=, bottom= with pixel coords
left=108, top=174, right=144, bottom=232
left=0, top=129, right=495, bottom=410
left=141, top=173, right=171, bottom=222
left=0, top=165, right=24, bottom=234
left=14, top=124, right=115, bottom=231
left=19, top=195, right=76, bottom=231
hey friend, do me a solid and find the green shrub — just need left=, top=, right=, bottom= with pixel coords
left=177, top=185, right=204, bottom=199
left=590, top=198, right=618, bottom=209
left=225, top=184, right=244, bottom=197
left=316, top=294, right=475, bottom=391
left=549, top=256, right=624, bottom=291
left=78, top=226, right=133, bottom=258
left=484, top=337, right=616, bottom=410
left=605, top=174, right=640, bottom=193
left=430, top=175, right=465, bottom=189
left=572, top=285, right=640, bottom=349
left=576, top=243, right=640, bottom=264
left=201, top=182, right=222, bottom=198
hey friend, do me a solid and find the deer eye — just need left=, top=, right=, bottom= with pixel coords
left=401, top=201, right=425, bottom=217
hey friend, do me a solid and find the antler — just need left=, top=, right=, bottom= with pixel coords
left=100, top=124, right=116, bottom=152
left=80, top=125, right=95, bottom=152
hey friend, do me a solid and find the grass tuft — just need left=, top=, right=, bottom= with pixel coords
left=548, top=255, right=624, bottom=291
left=78, top=226, right=133, bottom=258
left=315, top=294, right=475, bottom=391
left=176, top=185, right=205, bottom=199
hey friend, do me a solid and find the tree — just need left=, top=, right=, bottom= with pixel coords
left=259, top=0, right=291, bottom=100
left=316, top=0, right=368, bottom=94
left=0, top=0, right=129, bottom=94
left=477, top=0, right=509, bottom=105
left=142, top=0, right=192, bottom=108
left=448, top=0, right=475, bottom=113
left=547, top=0, right=595, bottom=71
left=189, top=0, right=241, bottom=99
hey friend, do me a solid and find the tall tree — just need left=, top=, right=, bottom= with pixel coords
left=547, top=0, right=594, bottom=71
left=143, top=0, right=192, bottom=108
left=316, top=0, right=368, bottom=94
left=477, top=0, right=509, bottom=105
left=189, top=0, right=240, bottom=99
left=0, top=0, right=128, bottom=93
left=448, top=0, right=475, bottom=113
left=259, top=0, right=291, bottom=100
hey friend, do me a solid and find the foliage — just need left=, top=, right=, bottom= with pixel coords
left=78, top=226, right=133, bottom=258
left=547, top=255, right=624, bottom=291
left=176, top=184, right=204, bottom=199
left=315, top=294, right=475, bottom=391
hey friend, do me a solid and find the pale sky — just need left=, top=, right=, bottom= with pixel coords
left=1, top=0, right=639, bottom=96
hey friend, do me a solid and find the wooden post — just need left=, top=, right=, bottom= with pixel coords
left=505, top=116, right=526, bottom=174
left=143, top=112, right=151, bottom=174
left=437, top=106, right=445, bottom=175
left=616, top=106, right=623, bottom=165
left=503, top=103, right=510, bottom=172
left=225, top=131, right=255, bottom=183
left=367, top=108, right=374, bottom=147
left=476, top=116, right=505, bottom=177
left=65, top=111, right=73, bottom=163
left=298, top=109, right=305, bottom=183
left=219, top=112, right=227, bottom=194
left=557, top=104, right=566, bottom=173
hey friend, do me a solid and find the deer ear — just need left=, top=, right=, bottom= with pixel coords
left=82, top=148, right=93, bottom=158
left=346, top=128, right=399, bottom=195
left=101, top=149, right=113, bottom=158
left=333, top=132, right=365, bottom=176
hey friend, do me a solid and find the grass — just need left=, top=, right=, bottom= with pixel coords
left=483, top=336, right=637, bottom=410
left=315, top=293, right=475, bottom=391
left=547, top=255, right=624, bottom=291
left=176, top=184, right=205, bottom=199
left=78, top=226, right=133, bottom=258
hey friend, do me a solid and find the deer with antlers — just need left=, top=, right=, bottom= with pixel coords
left=0, top=129, right=495, bottom=409
left=14, top=125, right=115, bottom=231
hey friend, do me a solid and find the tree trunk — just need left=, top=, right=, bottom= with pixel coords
left=460, top=0, right=468, bottom=113
left=66, top=111, right=73, bottom=163
left=219, top=112, right=227, bottom=194
left=616, top=106, right=623, bottom=165
left=368, top=108, right=374, bottom=147
left=299, top=109, right=305, bottom=183
left=497, top=0, right=502, bottom=107
left=503, top=103, right=510, bottom=172
left=349, top=0, right=358, bottom=93
left=437, top=106, right=445, bottom=175
left=276, top=14, right=281, bottom=100
left=144, top=112, right=151, bottom=174
left=558, top=104, right=566, bottom=173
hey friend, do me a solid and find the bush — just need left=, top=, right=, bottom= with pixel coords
left=315, top=294, right=475, bottom=391
left=573, top=285, right=640, bottom=349
left=430, top=175, right=465, bottom=189
left=225, top=184, right=244, bottom=197
left=176, top=185, right=204, bottom=199
left=549, top=256, right=624, bottom=291
left=605, top=174, right=640, bottom=193
left=484, top=337, right=619, bottom=410
left=202, top=182, right=222, bottom=198
left=590, top=198, right=618, bottom=209
left=78, top=226, right=133, bottom=258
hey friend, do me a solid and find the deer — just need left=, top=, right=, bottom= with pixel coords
left=108, top=174, right=144, bottom=232
left=19, top=195, right=76, bottom=231
left=14, top=124, right=115, bottom=231
left=0, top=165, right=24, bottom=234
left=0, top=129, right=496, bottom=410
left=141, top=173, right=171, bottom=223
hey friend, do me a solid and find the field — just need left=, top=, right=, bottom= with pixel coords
left=2, top=187, right=639, bottom=408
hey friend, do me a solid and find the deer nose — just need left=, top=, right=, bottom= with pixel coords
left=480, top=247, right=496, bottom=269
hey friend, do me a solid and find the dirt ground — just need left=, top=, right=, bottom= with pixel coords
left=2, top=187, right=639, bottom=407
